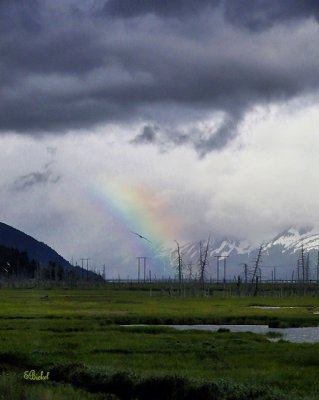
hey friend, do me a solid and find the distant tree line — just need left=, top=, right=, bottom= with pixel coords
left=0, top=245, right=104, bottom=287
left=0, top=245, right=66, bottom=281
left=0, top=245, right=37, bottom=278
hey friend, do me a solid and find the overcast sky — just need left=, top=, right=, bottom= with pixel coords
left=2, top=0, right=319, bottom=276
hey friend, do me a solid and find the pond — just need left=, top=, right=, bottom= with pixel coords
left=169, top=324, right=319, bottom=343
left=250, top=306, right=309, bottom=309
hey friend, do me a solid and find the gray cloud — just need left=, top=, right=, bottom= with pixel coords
left=46, top=146, right=58, bottom=156
left=194, top=115, right=239, bottom=156
left=2, top=1, right=319, bottom=154
left=132, top=114, right=239, bottom=156
left=131, top=124, right=189, bottom=150
left=131, top=125, right=159, bottom=145
left=11, top=164, right=61, bottom=192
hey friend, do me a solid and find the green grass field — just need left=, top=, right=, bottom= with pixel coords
left=0, top=288, right=319, bottom=399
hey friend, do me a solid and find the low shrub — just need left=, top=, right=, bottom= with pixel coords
left=47, top=364, right=293, bottom=400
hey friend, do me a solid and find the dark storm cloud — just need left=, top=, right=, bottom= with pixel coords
left=103, top=0, right=319, bottom=28
left=102, top=0, right=214, bottom=18
left=0, top=0, right=42, bottom=35
left=2, top=0, right=319, bottom=153
left=223, top=0, right=319, bottom=31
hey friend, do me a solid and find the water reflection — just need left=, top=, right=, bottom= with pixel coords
left=170, top=325, right=319, bottom=343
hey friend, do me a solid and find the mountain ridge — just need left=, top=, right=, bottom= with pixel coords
left=171, top=227, right=319, bottom=281
left=0, top=221, right=71, bottom=268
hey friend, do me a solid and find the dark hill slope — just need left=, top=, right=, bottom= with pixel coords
left=0, top=222, right=71, bottom=268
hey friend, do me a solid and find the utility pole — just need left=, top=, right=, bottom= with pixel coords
left=300, top=245, right=306, bottom=295
left=214, top=255, right=222, bottom=284
left=80, top=258, right=84, bottom=279
left=214, top=255, right=227, bottom=284
left=80, top=258, right=90, bottom=281
left=144, top=257, right=146, bottom=283
left=86, top=259, right=90, bottom=281
left=244, top=264, right=248, bottom=284
left=258, top=267, right=262, bottom=283
left=271, top=270, right=274, bottom=284
left=301, top=244, right=305, bottom=284
left=223, top=256, right=228, bottom=283
left=137, top=257, right=147, bottom=284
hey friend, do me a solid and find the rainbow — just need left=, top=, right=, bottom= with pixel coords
left=88, top=177, right=178, bottom=274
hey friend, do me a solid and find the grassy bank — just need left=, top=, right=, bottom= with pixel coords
left=0, top=288, right=318, bottom=399
left=1, top=325, right=319, bottom=399
left=0, top=288, right=318, bottom=326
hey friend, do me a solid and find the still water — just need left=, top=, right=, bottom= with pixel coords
left=169, top=325, right=319, bottom=343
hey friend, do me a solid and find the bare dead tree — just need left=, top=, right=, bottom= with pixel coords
left=306, top=252, right=310, bottom=283
left=174, top=240, right=183, bottom=295
left=198, top=240, right=203, bottom=285
left=187, top=262, right=193, bottom=281
left=199, top=234, right=211, bottom=292
left=250, top=245, right=263, bottom=296
left=299, top=244, right=306, bottom=295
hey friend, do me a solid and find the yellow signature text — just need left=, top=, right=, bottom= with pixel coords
left=23, top=370, right=50, bottom=381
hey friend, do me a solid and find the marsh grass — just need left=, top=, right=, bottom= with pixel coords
left=0, top=289, right=319, bottom=399
left=1, top=326, right=319, bottom=398
left=0, top=288, right=318, bottom=326
left=0, top=372, right=119, bottom=400
left=265, top=331, right=283, bottom=339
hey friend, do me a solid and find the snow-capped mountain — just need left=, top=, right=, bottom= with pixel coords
left=264, top=226, right=319, bottom=254
left=172, top=227, right=319, bottom=281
